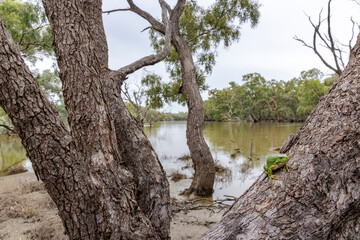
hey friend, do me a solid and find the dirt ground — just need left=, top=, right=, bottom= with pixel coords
left=0, top=172, right=227, bottom=240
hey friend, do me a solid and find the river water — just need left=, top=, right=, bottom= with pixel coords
left=144, top=121, right=301, bottom=200
left=0, top=121, right=301, bottom=200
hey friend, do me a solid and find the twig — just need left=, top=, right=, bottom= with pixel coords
left=102, top=8, right=131, bottom=14
left=0, top=124, right=16, bottom=133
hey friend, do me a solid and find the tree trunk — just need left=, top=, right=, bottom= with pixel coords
left=125, top=0, right=215, bottom=196
left=201, top=34, right=360, bottom=239
left=0, top=0, right=171, bottom=238
left=104, top=73, right=171, bottom=238
left=171, top=29, right=216, bottom=197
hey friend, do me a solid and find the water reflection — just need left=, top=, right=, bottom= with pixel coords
left=145, top=121, right=301, bottom=200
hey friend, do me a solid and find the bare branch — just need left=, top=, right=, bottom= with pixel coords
left=102, top=8, right=131, bottom=14
left=325, top=0, right=342, bottom=74
left=127, top=0, right=165, bottom=33
left=349, top=17, right=360, bottom=53
left=112, top=0, right=172, bottom=82
left=170, top=0, right=186, bottom=28
left=294, top=0, right=345, bottom=76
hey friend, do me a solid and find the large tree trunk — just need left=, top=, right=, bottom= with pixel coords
left=0, top=0, right=171, bottom=238
left=104, top=73, right=171, bottom=238
left=0, top=18, right=155, bottom=239
left=201, top=35, right=360, bottom=239
left=171, top=15, right=216, bottom=197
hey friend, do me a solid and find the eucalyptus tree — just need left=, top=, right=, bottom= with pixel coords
left=0, top=0, right=177, bottom=238
left=107, top=0, right=260, bottom=196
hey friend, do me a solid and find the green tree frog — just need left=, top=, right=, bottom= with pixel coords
left=263, top=154, right=290, bottom=180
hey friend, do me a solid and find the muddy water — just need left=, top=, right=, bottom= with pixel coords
left=0, top=121, right=301, bottom=201
left=144, top=121, right=302, bottom=201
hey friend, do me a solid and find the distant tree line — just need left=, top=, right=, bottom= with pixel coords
left=1, top=68, right=336, bottom=134
left=205, top=68, right=337, bottom=122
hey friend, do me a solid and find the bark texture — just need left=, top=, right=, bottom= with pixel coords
left=104, top=73, right=171, bottom=238
left=42, top=0, right=171, bottom=238
left=201, top=35, right=360, bottom=239
left=0, top=0, right=171, bottom=238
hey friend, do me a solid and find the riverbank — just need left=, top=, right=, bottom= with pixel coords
left=0, top=172, right=227, bottom=240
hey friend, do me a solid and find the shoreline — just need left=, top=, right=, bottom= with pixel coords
left=0, top=172, right=227, bottom=240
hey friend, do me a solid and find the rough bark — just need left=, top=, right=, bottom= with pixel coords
left=104, top=73, right=171, bottom=239
left=201, top=34, right=360, bottom=239
left=1, top=0, right=171, bottom=238
left=0, top=17, right=156, bottom=239
left=42, top=0, right=171, bottom=238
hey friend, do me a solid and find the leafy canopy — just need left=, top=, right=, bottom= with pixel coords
left=0, top=0, right=53, bottom=63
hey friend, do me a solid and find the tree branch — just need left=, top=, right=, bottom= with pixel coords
left=20, top=42, right=52, bottom=52
left=0, top=124, right=16, bottom=133
left=127, top=0, right=165, bottom=33
left=102, top=8, right=131, bottom=14
left=18, top=24, right=49, bottom=46
left=112, top=0, right=172, bottom=82
left=294, top=0, right=345, bottom=76
left=325, top=0, right=342, bottom=74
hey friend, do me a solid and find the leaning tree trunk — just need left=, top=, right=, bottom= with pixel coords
left=201, top=34, right=360, bottom=239
left=123, top=0, right=215, bottom=197
left=171, top=18, right=216, bottom=197
left=0, top=0, right=171, bottom=238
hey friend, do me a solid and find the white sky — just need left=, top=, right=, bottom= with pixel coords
left=41, top=0, right=360, bottom=112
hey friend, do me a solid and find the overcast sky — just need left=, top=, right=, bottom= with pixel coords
left=43, top=0, right=360, bottom=112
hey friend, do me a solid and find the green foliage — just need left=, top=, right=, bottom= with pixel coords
left=33, top=68, right=68, bottom=124
left=141, top=73, right=167, bottom=109
left=0, top=107, right=12, bottom=133
left=205, top=69, right=330, bottom=122
left=0, top=1, right=67, bottom=128
left=125, top=102, right=187, bottom=124
left=324, top=74, right=338, bottom=87
left=296, top=79, right=328, bottom=119
left=150, top=0, right=260, bottom=104
left=0, top=0, right=53, bottom=63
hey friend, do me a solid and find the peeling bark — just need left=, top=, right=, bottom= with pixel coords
left=201, top=35, right=360, bottom=239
